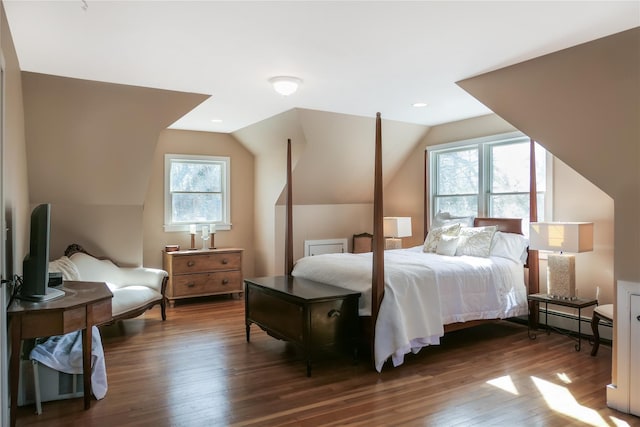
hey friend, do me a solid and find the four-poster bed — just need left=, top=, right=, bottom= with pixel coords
left=283, top=113, right=539, bottom=371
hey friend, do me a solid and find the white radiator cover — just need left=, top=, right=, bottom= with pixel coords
left=607, top=280, right=640, bottom=415
left=304, top=238, right=348, bottom=257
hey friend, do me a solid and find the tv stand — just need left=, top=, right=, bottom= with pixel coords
left=19, top=286, right=65, bottom=302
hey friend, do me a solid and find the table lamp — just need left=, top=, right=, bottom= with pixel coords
left=529, top=222, right=594, bottom=300
left=383, top=217, right=412, bottom=249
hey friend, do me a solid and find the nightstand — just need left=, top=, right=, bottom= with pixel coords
left=527, top=293, right=598, bottom=351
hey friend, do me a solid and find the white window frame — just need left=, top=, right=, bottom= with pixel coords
left=427, top=131, right=551, bottom=234
left=164, top=154, right=231, bottom=232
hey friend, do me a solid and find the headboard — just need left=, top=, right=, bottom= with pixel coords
left=474, top=217, right=523, bottom=235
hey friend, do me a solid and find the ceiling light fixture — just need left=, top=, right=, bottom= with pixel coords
left=210, top=118, right=223, bottom=123
left=269, top=76, right=302, bottom=96
left=412, top=102, right=428, bottom=108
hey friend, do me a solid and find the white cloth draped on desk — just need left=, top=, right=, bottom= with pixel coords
left=29, top=326, right=107, bottom=400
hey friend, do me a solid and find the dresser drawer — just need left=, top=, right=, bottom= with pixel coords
left=171, top=252, right=241, bottom=274
left=173, top=270, right=243, bottom=297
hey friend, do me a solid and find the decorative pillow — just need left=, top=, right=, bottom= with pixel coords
left=423, top=223, right=461, bottom=253
left=431, top=211, right=475, bottom=230
left=435, top=234, right=459, bottom=256
left=455, top=226, right=498, bottom=258
left=490, top=231, right=529, bottom=264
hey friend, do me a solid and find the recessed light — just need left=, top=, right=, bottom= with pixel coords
left=210, top=118, right=223, bottom=123
left=412, top=102, right=428, bottom=108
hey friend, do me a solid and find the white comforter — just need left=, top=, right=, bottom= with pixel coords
left=291, top=246, right=528, bottom=372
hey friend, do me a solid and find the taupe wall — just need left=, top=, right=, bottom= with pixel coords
left=384, top=113, right=615, bottom=306
left=457, top=29, right=637, bottom=385
left=2, top=2, right=29, bottom=277
left=458, top=27, right=639, bottom=284
left=143, top=129, right=255, bottom=278
left=552, top=157, right=614, bottom=304
left=21, top=73, right=207, bottom=265
left=234, top=109, right=429, bottom=276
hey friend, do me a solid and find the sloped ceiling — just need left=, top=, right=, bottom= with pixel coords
left=22, top=72, right=208, bottom=205
left=233, top=109, right=429, bottom=205
left=5, top=1, right=638, bottom=133
left=457, top=27, right=640, bottom=281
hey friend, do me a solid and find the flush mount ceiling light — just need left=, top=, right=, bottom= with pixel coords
left=412, top=102, right=428, bottom=108
left=269, top=76, right=302, bottom=96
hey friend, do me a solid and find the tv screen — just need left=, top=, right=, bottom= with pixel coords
left=20, top=203, right=64, bottom=301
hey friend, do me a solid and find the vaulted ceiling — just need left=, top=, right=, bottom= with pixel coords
left=5, top=1, right=637, bottom=133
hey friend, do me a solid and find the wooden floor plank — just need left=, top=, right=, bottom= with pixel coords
left=14, top=296, right=638, bottom=426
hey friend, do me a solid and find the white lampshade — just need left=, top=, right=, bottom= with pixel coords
left=269, top=76, right=302, bottom=96
left=529, top=222, right=594, bottom=300
left=529, top=222, right=594, bottom=253
left=383, top=217, right=412, bottom=238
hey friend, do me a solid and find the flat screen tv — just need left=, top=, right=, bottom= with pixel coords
left=20, top=203, right=64, bottom=301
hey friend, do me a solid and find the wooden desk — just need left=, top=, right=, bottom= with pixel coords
left=8, top=281, right=113, bottom=427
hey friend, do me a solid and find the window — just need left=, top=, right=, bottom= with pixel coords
left=164, top=154, right=230, bottom=231
left=428, top=132, right=547, bottom=234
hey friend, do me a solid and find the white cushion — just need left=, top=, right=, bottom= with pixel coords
left=455, top=226, right=498, bottom=258
left=435, top=235, right=459, bottom=256
left=594, top=304, right=613, bottom=321
left=490, top=231, right=529, bottom=264
left=431, top=211, right=475, bottom=230
left=108, top=285, right=163, bottom=318
left=69, top=252, right=166, bottom=293
left=423, top=223, right=461, bottom=253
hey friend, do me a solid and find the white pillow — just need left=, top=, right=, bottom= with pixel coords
left=490, top=231, right=529, bottom=264
left=455, top=226, right=498, bottom=258
left=423, top=223, right=461, bottom=253
left=431, top=211, right=475, bottom=230
left=436, top=234, right=459, bottom=256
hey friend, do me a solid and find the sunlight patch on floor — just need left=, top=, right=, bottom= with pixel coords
left=531, top=376, right=623, bottom=427
left=486, top=375, right=519, bottom=395
left=557, top=372, right=572, bottom=384
left=609, top=416, right=632, bottom=426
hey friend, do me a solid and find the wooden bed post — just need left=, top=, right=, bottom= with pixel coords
left=371, top=113, right=384, bottom=359
left=285, top=138, right=294, bottom=276
left=528, top=138, right=540, bottom=326
left=424, top=150, right=429, bottom=241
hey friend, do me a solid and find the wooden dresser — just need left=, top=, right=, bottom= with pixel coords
left=163, top=248, right=243, bottom=306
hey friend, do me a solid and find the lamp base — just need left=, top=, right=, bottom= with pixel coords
left=547, top=253, right=576, bottom=299
left=384, top=238, right=402, bottom=250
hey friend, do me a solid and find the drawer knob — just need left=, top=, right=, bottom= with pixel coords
left=328, top=309, right=341, bottom=318
left=637, top=315, right=640, bottom=322
left=187, top=261, right=195, bottom=267
left=222, top=258, right=229, bottom=265
left=187, top=283, right=195, bottom=288
left=222, top=279, right=229, bottom=285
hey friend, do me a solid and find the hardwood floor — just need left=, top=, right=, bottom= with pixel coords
left=14, top=296, right=637, bottom=426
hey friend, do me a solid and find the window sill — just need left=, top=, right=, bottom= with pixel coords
left=164, top=223, right=231, bottom=233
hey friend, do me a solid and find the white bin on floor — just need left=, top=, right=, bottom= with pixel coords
left=18, top=359, right=84, bottom=413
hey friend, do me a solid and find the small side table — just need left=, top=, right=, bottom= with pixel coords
left=8, top=281, right=113, bottom=427
left=527, top=293, right=598, bottom=351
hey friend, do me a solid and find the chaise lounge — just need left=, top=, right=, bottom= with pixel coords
left=49, top=244, right=168, bottom=323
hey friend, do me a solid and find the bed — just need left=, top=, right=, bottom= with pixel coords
left=283, top=114, right=540, bottom=371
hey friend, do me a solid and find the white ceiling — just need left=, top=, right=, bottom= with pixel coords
left=4, top=1, right=639, bottom=133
